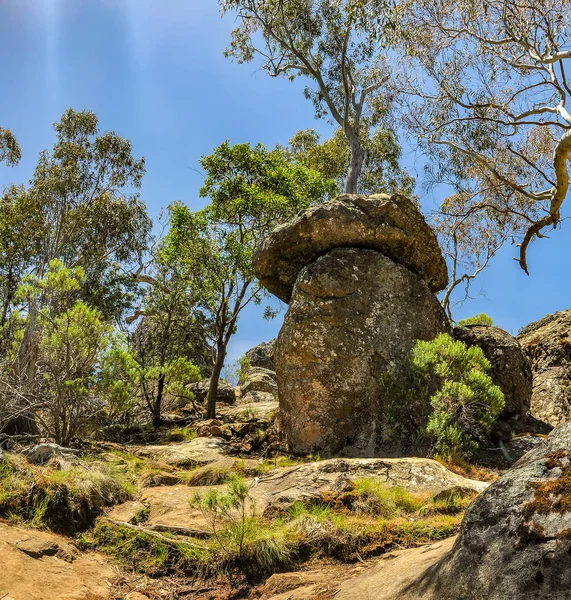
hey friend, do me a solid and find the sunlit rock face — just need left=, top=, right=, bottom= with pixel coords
left=518, top=310, right=571, bottom=426
left=275, top=247, right=449, bottom=456
left=254, top=193, right=449, bottom=457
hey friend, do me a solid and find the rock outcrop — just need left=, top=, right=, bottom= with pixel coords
left=453, top=324, right=532, bottom=422
left=240, top=366, right=278, bottom=398
left=245, top=340, right=276, bottom=371
left=518, top=310, right=571, bottom=425
left=396, top=423, right=571, bottom=599
left=255, top=194, right=450, bottom=457
left=254, top=193, right=448, bottom=303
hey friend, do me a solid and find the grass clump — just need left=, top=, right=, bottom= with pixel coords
left=165, top=427, right=197, bottom=442
left=78, top=519, right=208, bottom=576
left=0, top=452, right=135, bottom=533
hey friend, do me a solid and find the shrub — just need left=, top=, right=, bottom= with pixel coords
left=410, top=333, right=504, bottom=460
left=457, top=313, right=494, bottom=327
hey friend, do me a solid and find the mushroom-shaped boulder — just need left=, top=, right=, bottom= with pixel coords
left=254, top=193, right=448, bottom=303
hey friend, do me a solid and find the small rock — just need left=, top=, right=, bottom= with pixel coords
left=125, top=593, right=151, bottom=600
left=241, top=367, right=277, bottom=396
left=23, top=443, right=79, bottom=464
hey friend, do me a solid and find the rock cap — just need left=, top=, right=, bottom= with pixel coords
left=254, top=193, right=448, bottom=303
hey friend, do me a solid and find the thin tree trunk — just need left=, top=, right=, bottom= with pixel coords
left=206, top=347, right=225, bottom=420
left=344, top=135, right=365, bottom=194
left=152, top=372, right=165, bottom=427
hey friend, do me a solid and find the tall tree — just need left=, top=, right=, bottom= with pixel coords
left=0, top=109, right=151, bottom=433
left=221, top=0, right=397, bottom=193
left=165, top=141, right=335, bottom=419
left=283, top=127, right=415, bottom=197
left=397, top=0, right=571, bottom=276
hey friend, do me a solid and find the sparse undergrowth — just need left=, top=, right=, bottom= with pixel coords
left=81, top=475, right=471, bottom=580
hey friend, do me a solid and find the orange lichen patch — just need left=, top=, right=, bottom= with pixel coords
left=521, top=451, right=571, bottom=521
left=557, top=528, right=571, bottom=539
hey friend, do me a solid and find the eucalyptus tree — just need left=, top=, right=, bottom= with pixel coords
left=0, top=128, right=20, bottom=166
left=397, top=0, right=571, bottom=276
left=221, top=0, right=397, bottom=194
left=283, top=127, right=415, bottom=196
left=1, top=109, right=151, bottom=433
left=165, top=141, right=335, bottom=419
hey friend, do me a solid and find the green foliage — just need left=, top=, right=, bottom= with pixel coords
left=0, top=453, right=135, bottom=533
left=410, top=333, right=505, bottom=460
left=0, top=127, right=21, bottom=166
left=284, top=128, right=415, bottom=197
left=221, top=0, right=406, bottom=193
left=457, top=313, right=494, bottom=327
left=164, top=141, right=333, bottom=419
left=15, top=260, right=113, bottom=444
left=191, top=474, right=253, bottom=557
left=99, top=338, right=201, bottom=427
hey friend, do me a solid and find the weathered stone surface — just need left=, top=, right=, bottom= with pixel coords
left=518, top=310, right=571, bottom=425
left=333, top=537, right=457, bottom=600
left=245, top=340, right=276, bottom=370
left=254, top=193, right=448, bottom=303
left=133, top=437, right=231, bottom=467
left=23, top=443, right=79, bottom=464
left=398, top=423, right=571, bottom=599
left=222, top=400, right=278, bottom=422
left=0, top=522, right=113, bottom=600
left=276, top=247, right=450, bottom=456
left=239, top=390, right=276, bottom=404
left=241, top=367, right=278, bottom=396
left=453, top=324, right=532, bottom=421
left=251, top=457, right=487, bottom=515
left=188, top=378, right=236, bottom=405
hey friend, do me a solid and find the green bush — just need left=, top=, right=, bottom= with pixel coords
left=457, top=313, right=494, bottom=327
left=410, top=333, right=504, bottom=460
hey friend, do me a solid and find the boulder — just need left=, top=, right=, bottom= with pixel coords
left=275, top=247, right=450, bottom=456
left=254, top=193, right=448, bottom=303
left=402, top=423, right=571, bottom=599
left=453, top=324, right=532, bottom=421
left=188, top=378, right=236, bottom=405
left=133, top=437, right=231, bottom=467
left=23, top=443, right=79, bottom=464
left=239, top=390, right=276, bottom=404
left=245, top=340, right=276, bottom=370
left=251, top=457, right=488, bottom=515
left=221, top=400, right=279, bottom=422
left=518, top=310, right=571, bottom=425
left=241, top=366, right=278, bottom=396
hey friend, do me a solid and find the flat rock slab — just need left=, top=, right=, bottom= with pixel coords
left=221, top=400, right=278, bottom=420
left=138, top=484, right=228, bottom=535
left=254, top=193, right=448, bottom=303
left=251, top=458, right=487, bottom=513
left=132, top=437, right=231, bottom=467
left=0, top=522, right=113, bottom=600
left=335, top=537, right=456, bottom=600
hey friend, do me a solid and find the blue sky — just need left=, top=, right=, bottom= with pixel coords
left=0, top=0, right=569, bottom=365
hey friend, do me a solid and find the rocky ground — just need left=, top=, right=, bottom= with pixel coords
left=0, top=391, right=492, bottom=600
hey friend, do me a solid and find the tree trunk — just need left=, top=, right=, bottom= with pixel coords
left=152, top=372, right=165, bottom=427
left=206, top=349, right=225, bottom=420
left=344, top=135, right=365, bottom=194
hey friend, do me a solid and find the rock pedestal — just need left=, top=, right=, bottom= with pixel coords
left=255, top=194, right=450, bottom=457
